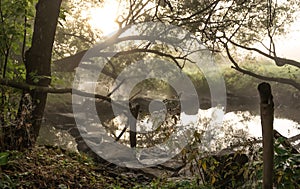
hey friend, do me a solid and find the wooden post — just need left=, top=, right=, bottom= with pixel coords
left=129, top=103, right=140, bottom=148
left=258, top=82, right=274, bottom=189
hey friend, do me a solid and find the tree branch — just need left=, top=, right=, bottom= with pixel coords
left=52, top=29, right=191, bottom=73
left=224, top=44, right=300, bottom=91
left=0, top=78, right=111, bottom=102
left=61, top=32, right=94, bottom=45
left=113, top=48, right=190, bottom=69
left=225, top=36, right=300, bottom=69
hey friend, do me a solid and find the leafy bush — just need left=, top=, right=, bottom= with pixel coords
left=273, top=137, right=300, bottom=188
left=178, top=135, right=300, bottom=188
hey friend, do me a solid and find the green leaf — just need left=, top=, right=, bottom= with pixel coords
left=202, top=161, right=207, bottom=171
left=274, top=146, right=288, bottom=156
left=0, top=152, right=9, bottom=166
left=33, top=77, right=39, bottom=83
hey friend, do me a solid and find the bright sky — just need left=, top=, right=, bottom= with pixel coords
left=274, top=15, right=300, bottom=62
left=87, top=0, right=119, bottom=36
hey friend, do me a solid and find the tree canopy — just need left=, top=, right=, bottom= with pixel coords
left=53, top=0, right=300, bottom=90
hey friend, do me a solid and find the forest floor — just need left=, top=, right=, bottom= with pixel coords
left=1, top=146, right=157, bottom=189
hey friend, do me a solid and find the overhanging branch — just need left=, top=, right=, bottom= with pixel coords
left=224, top=44, right=300, bottom=91
left=114, top=48, right=192, bottom=69
left=231, top=66, right=300, bottom=91
left=225, top=36, right=300, bottom=69
left=53, top=32, right=190, bottom=73
left=0, top=78, right=111, bottom=102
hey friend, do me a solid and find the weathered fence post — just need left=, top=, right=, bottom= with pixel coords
left=129, top=104, right=140, bottom=148
left=258, top=82, right=274, bottom=189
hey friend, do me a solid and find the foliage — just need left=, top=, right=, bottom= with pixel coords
left=133, top=177, right=204, bottom=189
left=0, top=0, right=37, bottom=150
left=0, top=151, right=9, bottom=165
left=53, top=0, right=104, bottom=60
left=0, top=146, right=147, bottom=189
left=118, top=0, right=300, bottom=51
left=0, top=0, right=36, bottom=80
left=243, top=137, right=300, bottom=188
left=273, top=137, right=300, bottom=188
left=0, top=152, right=13, bottom=189
left=0, top=93, right=34, bottom=150
left=182, top=144, right=249, bottom=188
left=1, top=140, right=299, bottom=188
left=108, top=0, right=300, bottom=90
left=0, top=1, right=299, bottom=187
left=51, top=0, right=300, bottom=94
left=178, top=134, right=300, bottom=188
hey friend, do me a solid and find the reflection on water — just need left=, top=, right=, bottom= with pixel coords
left=38, top=108, right=300, bottom=152
left=224, top=111, right=300, bottom=138
left=111, top=107, right=300, bottom=151
left=197, top=109, right=300, bottom=150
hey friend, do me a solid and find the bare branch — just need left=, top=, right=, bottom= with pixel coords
left=289, top=133, right=300, bottom=143
left=52, top=50, right=87, bottom=72
left=225, top=36, right=300, bottom=69
left=61, top=32, right=94, bottom=45
left=224, top=44, right=300, bottom=91
left=113, top=48, right=191, bottom=69
left=21, top=15, right=27, bottom=63
left=107, top=79, right=125, bottom=97
left=231, top=66, right=300, bottom=91
left=274, top=130, right=299, bottom=154
left=177, top=1, right=220, bottom=23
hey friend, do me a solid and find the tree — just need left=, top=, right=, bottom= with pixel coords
left=23, top=0, right=62, bottom=147
left=0, top=0, right=62, bottom=150
left=137, top=0, right=300, bottom=91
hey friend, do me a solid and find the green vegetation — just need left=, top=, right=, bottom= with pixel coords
left=1, top=135, right=299, bottom=188
left=0, top=146, right=141, bottom=189
left=115, top=57, right=299, bottom=100
left=185, top=57, right=299, bottom=96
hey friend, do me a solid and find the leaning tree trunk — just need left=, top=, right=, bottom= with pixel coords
left=10, top=0, right=62, bottom=149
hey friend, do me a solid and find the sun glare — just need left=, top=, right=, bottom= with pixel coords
left=88, top=0, right=120, bottom=36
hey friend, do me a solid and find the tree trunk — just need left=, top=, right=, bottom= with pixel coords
left=15, top=0, right=62, bottom=149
